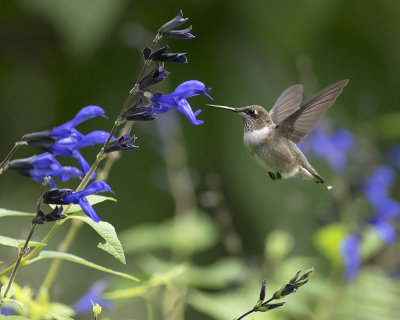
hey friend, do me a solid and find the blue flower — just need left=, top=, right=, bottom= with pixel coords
left=7, top=153, right=82, bottom=184
left=50, top=106, right=106, bottom=140
left=0, top=306, right=16, bottom=315
left=23, top=106, right=106, bottom=150
left=63, top=181, right=114, bottom=222
left=363, top=165, right=399, bottom=243
left=387, top=145, right=400, bottom=169
left=341, top=234, right=361, bottom=281
left=28, top=166, right=82, bottom=184
left=75, top=280, right=112, bottom=314
left=369, top=217, right=396, bottom=243
left=51, top=130, right=110, bottom=175
left=299, top=126, right=355, bottom=172
left=363, top=165, right=400, bottom=217
left=145, top=80, right=212, bottom=125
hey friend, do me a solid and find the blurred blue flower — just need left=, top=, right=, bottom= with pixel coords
left=341, top=234, right=361, bottom=281
left=387, top=145, right=400, bottom=169
left=63, top=181, right=114, bottom=222
left=299, top=126, right=355, bottom=172
left=0, top=306, right=16, bottom=315
left=363, top=165, right=399, bottom=243
left=75, top=280, right=112, bottom=314
left=363, top=165, right=400, bottom=218
left=369, top=217, right=396, bottom=243
left=145, top=80, right=212, bottom=125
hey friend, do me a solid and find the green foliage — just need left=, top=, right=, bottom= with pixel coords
left=46, top=312, right=75, bottom=320
left=119, top=211, right=218, bottom=254
left=0, top=316, right=30, bottom=320
left=0, top=235, right=45, bottom=249
left=105, top=265, right=186, bottom=299
left=67, top=213, right=126, bottom=264
left=0, top=209, right=35, bottom=218
left=313, top=223, right=347, bottom=264
left=25, top=251, right=138, bottom=281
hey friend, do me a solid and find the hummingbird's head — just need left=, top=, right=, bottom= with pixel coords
left=207, top=104, right=273, bottom=131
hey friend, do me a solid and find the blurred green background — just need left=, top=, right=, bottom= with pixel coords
left=1, top=0, right=400, bottom=319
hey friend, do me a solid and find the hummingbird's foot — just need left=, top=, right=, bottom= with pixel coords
left=276, top=172, right=282, bottom=180
left=268, top=172, right=276, bottom=180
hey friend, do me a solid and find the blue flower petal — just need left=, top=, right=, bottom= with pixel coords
left=341, top=234, right=361, bottom=281
left=33, top=153, right=62, bottom=169
left=50, top=106, right=106, bottom=139
left=176, top=99, right=204, bottom=125
left=63, top=181, right=113, bottom=222
left=72, top=150, right=92, bottom=177
left=78, top=197, right=101, bottom=223
left=171, top=80, right=211, bottom=100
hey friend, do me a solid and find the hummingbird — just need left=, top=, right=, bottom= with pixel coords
left=207, top=80, right=349, bottom=189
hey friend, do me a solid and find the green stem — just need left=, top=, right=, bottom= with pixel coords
left=0, top=224, right=38, bottom=310
left=0, top=141, right=28, bottom=173
left=38, top=219, right=83, bottom=295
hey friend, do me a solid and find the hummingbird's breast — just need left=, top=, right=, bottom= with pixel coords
left=244, top=126, right=297, bottom=173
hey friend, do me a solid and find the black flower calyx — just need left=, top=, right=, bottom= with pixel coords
left=142, top=46, right=187, bottom=63
left=163, top=25, right=194, bottom=40
left=158, top=10, right=185, bottom=32
left=139, top=63, right=170, bottom=90
left=42, top=188, right=73, bottom=205
left=259, top=279, right=266, bottom=302
left=33, top=206, right=66, bottom=224
left=104, top=129, right=138, bottom=153
left=122, top=98, right=156, bottom=122
left=273, top=268, right=314, bottom=299
left=259, top=302, right=285, bottom=311
left=22, top=129, right=56, bottom=151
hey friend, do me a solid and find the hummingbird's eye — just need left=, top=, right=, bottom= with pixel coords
left=247, top=109, right=257, bottom=116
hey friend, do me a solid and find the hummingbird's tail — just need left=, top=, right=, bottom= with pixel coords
left=311, top=172, right=333, bottom=190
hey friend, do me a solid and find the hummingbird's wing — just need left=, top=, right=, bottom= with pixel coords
left=269, top=84, right=303, bottom=125
left=277, top=79, right=349, bottom=144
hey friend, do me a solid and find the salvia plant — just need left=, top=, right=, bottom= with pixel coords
left=3, top=8, right=398, bottom=320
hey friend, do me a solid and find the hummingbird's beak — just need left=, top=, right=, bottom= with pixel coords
left=206, top=104, right=238, bottom=112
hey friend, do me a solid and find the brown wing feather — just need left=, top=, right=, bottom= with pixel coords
left=278, top=79, right=349, bottom=143
left=269, top=84, right=303, bottom=125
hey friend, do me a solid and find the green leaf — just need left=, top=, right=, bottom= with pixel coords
left=67, top=213, right=125, bottom=264
left=26, top=251, right=138, bottom=281
left=0, top=208, right=35, bottom=218
left=313, top=223, right=348, bottom=264
left=120, top=211, right=218, bottom=254
left=0, top=235, right=45, bottom=249
left=1, top=283, right=15, bottom=299
left=46, top=312, right=75, bottom=320
left=137, top=255, right=245, bottom=290
left=104, top=265, right=186, bottom=300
